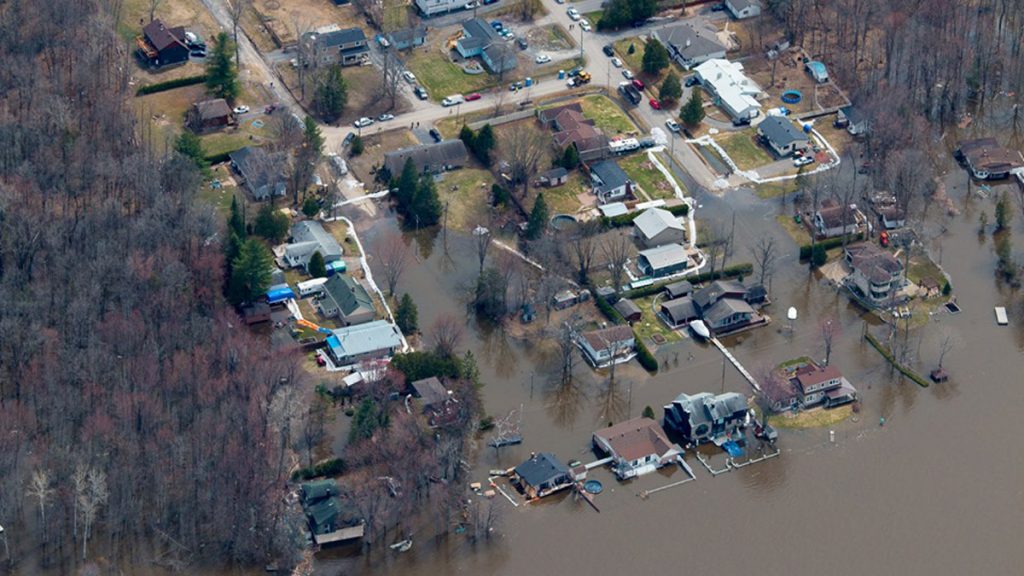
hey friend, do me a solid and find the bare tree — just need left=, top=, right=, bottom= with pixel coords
left=936, top=331, right=955, bottom=370
left=26, top=470, right=52, bottom=541
left=753, top=364, right=795, bottom=423
left=148, top=0, right=163, bottom=22
left=298, top=394, right=330, bottom=468
left=503, top=124, right=548, bottom=198
left=569, top=221, right=599, bottom=284
left=555, top=322, right=579, bottom=387
left=227, top=0, right=250, bottom=66
left=379, top=49, right=404, bottom=110
left=602, top=231, right=632, bottom=293
left=473, top=226, right=492, bottom=275
left=820, top=315, right=840, bottom=366
left=749, top=234, right=778, bottom=292
left=78, top=467, right=108, bottom=560
left=703, top=222, right=728, bottom=278
left=374, top=232, right=411, bottom=297
left=429, top=314, right=465, bottom=358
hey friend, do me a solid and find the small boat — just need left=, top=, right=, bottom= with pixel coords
left=995, top=306, right=1008, bottom=326
left=689, top=320, right=710, bottom=339
left=390, top=539, right=412, bottom=552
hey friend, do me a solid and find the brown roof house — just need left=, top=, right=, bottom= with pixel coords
left=843, top=243, right=904, bottom=308
left=956, top=138, right=1024, bottom=180
left=409, top=377, right=459, bottom=428
left=592, top=417, right=683, bottom=479
left=187, top=99, right=235, bottom=133
left=136, top=20, right=189, bottom=67
left=792, top=363, right=857, bottom=408
left=541, top=104, right=609, bottom=162
left=813, top=199, right=859, bottom=238
left=577, top=325, right=635, bottom=368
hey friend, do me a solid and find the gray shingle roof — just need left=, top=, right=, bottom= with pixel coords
left=514, top=453, right=569, bottom=487
left=633, top=207, right=684, bottom=241
left=703, top=297, right=754, bottom=326
left=388, top=25, right=426, bottom=44
left=284, top=220, right=343, bottom=268
left=590, top=160, right=629, bottom=194
left=638, top=243, right=688, bottom=272
left=655, top=21, right=726, bottom=63
left=693, top=280, right=746, bottom=310
left=384, top=140, right=468, bottom=175
left=758, top=116, right=808, bottom=147
left=309, top=27, right=366, bottom=48
left=327, top=321, right=402, bottom=360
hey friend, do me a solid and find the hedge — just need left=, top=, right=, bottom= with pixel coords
left=204, top=150, right=236, bottom=165
left=594, top=291, right=626, bottom=324
left=798, top=233, right=864, bottom=260
left=135, top=74, right=208, bottom=96
left=864, top=332, right=929, bottom=388
left=634, top=335, right=658, bottom=373
left=602, top=203, right=689, bottom=228
left=290, top=458, right=347, bottom=481
left=622, top=262, right=754, bottom=299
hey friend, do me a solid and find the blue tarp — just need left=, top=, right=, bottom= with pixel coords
left=722, top=441, right=744, bottom=458
left=266, top=286, right=295, bottom=304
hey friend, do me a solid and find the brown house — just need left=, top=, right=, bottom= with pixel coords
left=539, top=103, right=609, bottom=162
left=187, top=99, right=235, bottom=133
left=136, top=19, right=189, bottom=67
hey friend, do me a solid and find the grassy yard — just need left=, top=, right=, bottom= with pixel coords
left=715, top=130, right=775, bottom=170
left=769, top=404, right=853, bottom=429
left=405, top=48, right=497, bottom=101
left=579, top=94, right=638, bottom=136
left=906, top=252, right=945, bottom=287
left=545, top=171, right=591, bottom=215
left=613, top=37, right=646, bottom=76
left=631, top=296, right=682, bottom=345
left=775, top=214, right=812, bottom=245
left=436, top=168, right=496, bottom=233
left=196, top=180, right=241, bottom=219
left=755, top=179, right=801, bottom=199
left=323, top=221, right=362, bottom=257
left=619, top=153, right=680, bottom=201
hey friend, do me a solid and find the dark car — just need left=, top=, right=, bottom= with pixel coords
left=343, top=132, right=356, bottom=146
left=711, top=3, right=726, bottom=11
left=429, top=128, right=442, bottom=142
left=732, top=116, right=752, bottom=127
left=517, top=37, right=528, bottom=49
left=602, top=44, right=614, bottom=57
left=684, top=75, right=699, bottom=87
left=414, top=86, right=429, bottom=100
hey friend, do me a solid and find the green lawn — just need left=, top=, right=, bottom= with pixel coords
left=631, top=296, right=681, bottom=345
left=715, top=130, right=775, bottom=170
left=775, top=215, right=811, bottom=245
left=196, top=182, right=239, bottom=218
left=436, top=168, right=496, bottom=232
left=613, top=37, right=646, bottom=75
left=755, top=179, right=800, bottom=199
left=201, top=132, right=253, bottom=157
left=619, top=153, right=681, bottom=201
left=907, top=253, right=944, bottom=287
left=543, top=171, right=589, bottom=215
left=579, top=94, right=637, bottom=136
left=406, top=49, right=497, bottom=100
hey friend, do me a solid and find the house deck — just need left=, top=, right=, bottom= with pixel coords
left=313, top=524, right=365, bottom=545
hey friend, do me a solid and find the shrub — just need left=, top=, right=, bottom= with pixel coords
left=594, top=292, right=626, bottom=324
left=811, top=244, right=827, bottom=267
left=798, top=233, right=863, bottom=260
left=290, top=457, right=347, bottom=481
left=350, top=135, right=364, bottom=156
left=134, top=74, right=207, bottom=95
left=635, top=334, right=658, bottom=373
left=302, top=197, right=320, bottom=217
left=622, top=263, right=753, bottom=299
left=942, top=280, right=952, bottom=296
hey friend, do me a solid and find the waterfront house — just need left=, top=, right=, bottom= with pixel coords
left=577, top=325, right=636, bottom=367
left=325, top=321, right=402, bottom=366
left=592, top=417, right=683, bottom=480
left=512, top=453, right=573, bottom=499
left=664, top=280, right=693, bottom=299
left=653, top=20, right=727, bottom=70
left=633, top=207, right=686, bottom=248
left=383, top=140, right=468, bottom=177
left=694, top=59, right=763, bottom=121
left=410, top=376, right=459, bottom=427
left=813, top=201, right=859, bottom=238
left=300, top=479, right=363, bottom=545
left=137, top=20, right=189, bottom=67
left=637, top=244, right=690, bottom=278
left=283, top=220, right=343, bottom=272
left=613, top=298, right=642, bottom=323
left=757, top=116, right=809, bottom=157
left=792, top=363, right=858, bottom=408
left=844, top=243, right=904, bottom=307
left=725, top=0, right=762, bottom=19
left=955, top=138, right=1024, bottom=180
left=660, top=296, right=699, bottom=328
left=692, top=280, right=747, bottom=312
left=703, top=298, right=755, bottom=333
left=663, top=391, right=750, bottom=446
left=317, top=275, right=375, bottom=326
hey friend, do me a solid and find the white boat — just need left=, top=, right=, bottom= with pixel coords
left=995, top=307, right=1009, bottom=326
left=689, top=320, right=710, bottom=339
left=390, top=539, right=412, bottom=552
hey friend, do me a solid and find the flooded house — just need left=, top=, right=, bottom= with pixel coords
left=688, top=280, right=766, bottom=335
left=512, top=453, right=574, bottom=499
left=813, top=200, right=860, bottom=238
left=792, top=364, right=858, bottom=408
left=300, top=479, right=364, bottom=546
left=660, top=296, right=699, bottom=328
left=955, top=138, right=1024, bottom=180
left=592, top=417, right=683, bottom=480
left=577, top=325, right=636, bottom=367
left=843, top=243, right=904, bottom=308
left=409, top=377, right=459, bottom=428
left=663, top=392, right=750, bottom=446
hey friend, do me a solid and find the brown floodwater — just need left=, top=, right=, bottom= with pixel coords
left=319, top=170, right=1024, bottom=576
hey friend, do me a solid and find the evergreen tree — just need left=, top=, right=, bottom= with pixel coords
left=560, top=144, right=580, bottom=169
left=473, top=124, right=496, bottom=165
left=459, top=124, right=476, bottom=150
left=349, top=398, right=387, bottom=443
left=395, top=293, right=419, bottom=334
left=224, top=230, right=243, bottom=278
left=229, top=238, right=274, bottom=305
left=301, top=196, right=320, bottom=217
left=205, top=32, right=240, bottom=101
left=525, top=193, right=549, bottom=240
left=307, top=251, right=327, bottom=278
left=254, top=203, right=290, bottom=243
left=228, top=195, right=246, bottom=238
left=811, top=243, right=827, bottom=268
left=174, top=131, right=209, bottom=172
left=642, top=38, right=670, bottom=75
left=642, top=405, right=655, bottom=419
left=303, top=115, right=325, bottom=157
left=659, top=72, right=682, bottom=103
left=995, top=191, right=1012, bottom=231
left=491, top=183, right=510, bottom=207
left=313, top=65, right=348, bottom=122
left=680, top=89, right=705, bottom=128
left=349, top=135, right=364, bottom=156
left=394, top=158, right=419, bottom=210
left=410, top=176, right=442, bottom=227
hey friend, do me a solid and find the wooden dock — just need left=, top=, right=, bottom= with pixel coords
left=640, top=456, right=697, bottom=498
left=710, top=337, right=761, bottom=392
left=313, top=523, right=365, bottom=546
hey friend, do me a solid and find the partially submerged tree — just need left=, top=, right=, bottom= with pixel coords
left=395, top=294, right=419, bottom=334
left=375, top=232, right=412, bottom=296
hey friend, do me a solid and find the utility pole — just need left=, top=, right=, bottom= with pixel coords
left=579, top=26, right=584, bottom=63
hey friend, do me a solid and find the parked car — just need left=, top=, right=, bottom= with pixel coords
left=402, top=71, right=416, bottom=84
left=580, top=19, right=592, bottom=32
left=665, top=119, right=681, bottom=133
left=517, top=37, right=528, bottom=49
left=441, top=95, right=465, bottom=107
left=464, top=1, right=478, bottom=9
left=377, top=35, right=391, bottom=48
left=233, top=105, right=250, bottom=114
left=611, top=57, right=622, bottom=68
left=632, top=79, right=645, bottom=91
left=602, top=44, right=614, bottom=57
left=793, top=156, right=815, bottom=167
left=684, top=75, right=699, bottom=87
left=732, top=116, right=751, bottom=127
left=465, top=93, right=482, bottom=101
left=491, top=20, right=503, bottom=30
left=622, top=69, right=634, bottom=80
left=429, top=128, right=443, bottom=142
left=353, top=117, right=374, bottom=128
left=535, top=54, right=551, bottom=64
left=414, top=86, right=429, bottom=100
left=377, top=113, right=395, bottom=122
left=711, top=3, right=727, bottom=11
left=343, top=132, right=356, bottom=146
left=190, top=49, right=207, bottom=58
left=567, top=8, right=580, bottom=21
left=649, top=99, right=662, bottom=110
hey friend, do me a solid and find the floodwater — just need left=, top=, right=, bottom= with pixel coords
left=318, top=168, right=1024, bottom=576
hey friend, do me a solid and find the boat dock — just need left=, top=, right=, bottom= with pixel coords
left=710, top=337, right=761, bottom=393
left=313, top=523, right=365, bottom=546
left=584, top=456, right=613, bottom=470
left=640, top=456, right=697, bottom=498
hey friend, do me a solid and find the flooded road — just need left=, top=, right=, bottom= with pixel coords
left=319, top=174, right=1024, bottom=575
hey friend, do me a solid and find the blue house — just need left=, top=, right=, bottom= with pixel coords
left=387, top=25, right=427, bottom=50
left=456, top=19, right=517, bottom=74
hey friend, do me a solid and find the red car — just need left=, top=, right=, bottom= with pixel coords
left=465, top=93, right=482, bottom=101
left=632, top=79, right=645, bottom=91
left=649, top=98, right=661, bottom=110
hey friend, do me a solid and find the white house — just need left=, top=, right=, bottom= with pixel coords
left=592, top=418, right=683, bottom=480
left=813, top=202, right=859, bottom=238
left=283, top=220, right=344, bottom=271
left=694, top=59, right=763, bottom=121
left=725, top=0, right=762, bottom=19
left=757, top=116, right=810, bottom=157
left=577, top=325, right=635, bottom=367
left=414, top=0, right=464, bottom=16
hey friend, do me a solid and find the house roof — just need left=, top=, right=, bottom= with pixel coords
left=638, top=243, right=688, bottom=272
left=876, top=205, right=906, bottom=221
left=580, top=325, right=634, bottom=352
left=323, top=275, right=374, bottom=318
left=664, top=280, right=693, bottom=298
left=514, top=453, right=569, bottom=487
left=661, top=296, right=697, bottom=324
left=727, top=0, right=762, bottom=10
left=633, top=207, right=684, bottom=241
left=599, top=202, right=629, bottom=217
left=840, top=105, right=868, bottom=126
left=541, top=167, right=568, bottom=180
left=666, top=391, right=748, bottom=434
left=594, top=417, right=679, bottom=462
left=388, top=25, right=426, bottom=44
left=193, top=98, right=232, bottom=121
left=758, top=116, right=808, bottom=147
left=538, top=103, right=583, bottom=125
left=327, top=321, right=403, bottom=359
left=306, top=497, right=343, bottom=533
left=229, top=146, right=287, bottom=199
left=306, top=27, right=366, bottom=49
left=143, top=20, right=187, bottom=52
left=384, top=140, right=468, bottom=175
left=816, top=204, right=853, bottom=229
left=845, top=243, right=903, bottom=283
left=693, top=280, right=746, bottom=309
left=590, top=160, right=630, bottom=194
left=957, top=138, right=1023, bottom=172
left=463, top=17, right=500, bottom=42
left=613, top=298, right=642, bottom=318
left=301, top=479, right=340, bottom=506
left=483, top=43, right=517, bottom=71
left=694, top=59, right=762, bottom=115
left=287, top=220, right=343, bottom=261
left=704, top=297, right=754, bottom=326
left=655, top=20, right=726, bottom=63
left=411, top=377, right=448, bottom=407
left=795, top=364, right=843, bottom=391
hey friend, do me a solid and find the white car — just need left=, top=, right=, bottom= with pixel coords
left=402, top=71, right=416, bottom=84
left=567, top=8, right=581, bottom=21
left=793, top=156, right=815, bottom=167
left=580, top=19, right=592, bottom=32
left=464, top=1, right=477, bottom=9
left=611, top=57, right=622, bottom=68
left=535, top=54, right=551, bottom=64
left=377, top=113, right=395, bottom=122
left=622, top=69, right=634, bottom=80
left=353, top=117, right=374, bottom=128
left=665, top=119, right=681, bottom=133
left=233, top=105, right=250, bottom=114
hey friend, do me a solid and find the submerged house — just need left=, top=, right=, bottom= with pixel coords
left=512, top=453, right=573, bottom=499
left=577, top=325, right=636, bottom=367
left=955, top=138, right=1024, bottom=180
left=592, top=417, right=683, bottom=480
left=663, top=391, right=749, bottom=446
left=792, top=364, right=857, bottom=408
left=843, top=243, right=904, bottom=307
left=384, top=140, right=468, bottom=177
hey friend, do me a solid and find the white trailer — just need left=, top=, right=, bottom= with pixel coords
left=297, top=277, right=329, bottom=298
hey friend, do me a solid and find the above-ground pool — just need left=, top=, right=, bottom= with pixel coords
left=781, top=90, right=802, bottom=104
left=550, top=214, right=579, bottom=231
left=583, top=480, right=603, bottom=494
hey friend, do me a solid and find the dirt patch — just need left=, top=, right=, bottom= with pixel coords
left=525, top=24, right=574, bottom=52
left=252, top=0, right=369, bottom=47
left=345, top=129, right=420, bottom=183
